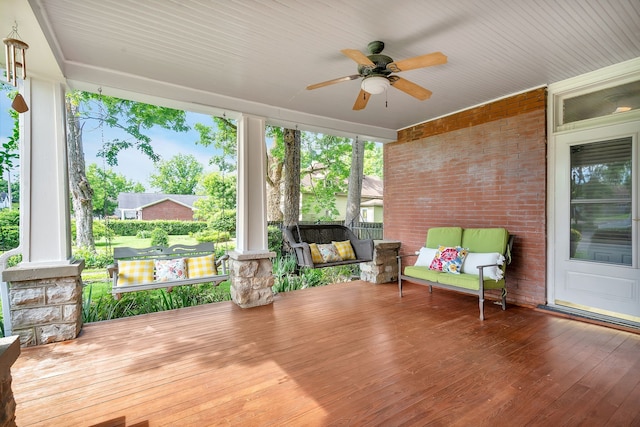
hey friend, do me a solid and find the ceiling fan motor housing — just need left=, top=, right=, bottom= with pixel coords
left=358, top=54, right=393, bottom=77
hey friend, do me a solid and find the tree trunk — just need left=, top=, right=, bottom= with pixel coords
left=282, top=128, right=300, bottom=226
left=345, top=137, right=365, bottom=228
left=266, top=149, right=283, bottom=222
left=66, top=99, right=95, bottom=250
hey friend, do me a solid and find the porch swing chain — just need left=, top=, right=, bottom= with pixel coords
left=97, top=87, right=111, bottom=252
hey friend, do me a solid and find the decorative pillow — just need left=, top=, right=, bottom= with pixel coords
left=318, top=243, right=342, bottom=263
left=154, top=258, right=187, bottom=282
left=332, top=240, right=356, bottom=260
left=117, top=259, right=155, bottom=286
left=429, top=246, right=468, bottom=274
left=309, top=243, right=324, bottom=264
left=415, top=247, right=438, bottom=267
left=462, top=252, right=505, bottom=281
left=186, top=254, right=217, bottom=278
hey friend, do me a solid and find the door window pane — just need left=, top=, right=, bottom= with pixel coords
left=570, top=138, right=632, bottom=265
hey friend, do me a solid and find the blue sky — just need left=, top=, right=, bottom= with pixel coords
left=80, top=110, right=220, bottom=189
left=0, top=90, right=222, bottom=190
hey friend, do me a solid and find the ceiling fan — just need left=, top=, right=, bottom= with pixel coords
left=306, top=41, right=447, bottom=110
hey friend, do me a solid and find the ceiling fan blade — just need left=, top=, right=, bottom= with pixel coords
left=353, top=89, right=370, bottom=110
left=387, top=51, right=447, bottom=73
left=306, top=74, right=361, bottom=90
left=341, top=49, right=375, bottom=67
left=389, top=76, right=432, bottom=100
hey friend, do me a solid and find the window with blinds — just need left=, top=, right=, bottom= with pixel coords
left=570, top=138, right=633, bottom=265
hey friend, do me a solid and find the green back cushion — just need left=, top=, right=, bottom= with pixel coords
left=426, top=227, right=463, bottom=248
left=461, top=228, right=509, bottom=253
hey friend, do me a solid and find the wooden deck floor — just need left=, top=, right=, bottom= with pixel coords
left=12, top=281, right=640, bottom=426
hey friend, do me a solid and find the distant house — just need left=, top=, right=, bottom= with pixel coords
left=300, top=172, right=383, bottom=222
left=116, top=193, right=206, bottom=221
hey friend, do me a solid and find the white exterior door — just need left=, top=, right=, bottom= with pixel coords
left=552, top=121, right=639, bottom=321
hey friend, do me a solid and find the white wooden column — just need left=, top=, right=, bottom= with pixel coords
left=20, top=78, right=73, bottom=265
left=1, top=78, right=83, bottom=346
left=235, top=114, right=269, bottom=253
left=229, top=114, right=274, bottom=308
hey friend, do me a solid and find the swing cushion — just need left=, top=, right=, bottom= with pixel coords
left=318, top=243, right=342, bottom=263
left=186, top=254, right=217, bottom=278
left=154, top=258, right=187, bottom=282
left=308, top=243, right=324, bottom=264
left=117, top=260, right=155, bottom=286
left=332, top=240, right=356, bottom=260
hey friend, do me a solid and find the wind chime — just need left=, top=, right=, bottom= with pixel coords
left=3, top=22, right=29, bottom=113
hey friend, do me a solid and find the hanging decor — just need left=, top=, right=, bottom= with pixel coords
left=11, top=93, right=28, bottom=113
left=3, top=22, right=29, bottom=87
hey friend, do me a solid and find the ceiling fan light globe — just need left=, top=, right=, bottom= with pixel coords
left=361, top=76, right=389, bottom=95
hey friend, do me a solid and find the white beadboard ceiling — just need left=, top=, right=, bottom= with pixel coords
left=6, top=0, right=640, bottom=141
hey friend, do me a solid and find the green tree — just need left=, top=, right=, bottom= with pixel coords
left=195, top=117, right=237, bottom=173
left=193, top=172, right=237, bottom=234
left=1, top=85, right=21, bottom=206
left=363, top=141, right=383, bottom=178
left=300, top=134, right=352, bottom=220
left=196, top=172, right=236, bottom=211
left=149, top=153, right=203, bottom=194
left=86, top=163, right=145, bottom=217
left=66, top=91, right=189, bottom=249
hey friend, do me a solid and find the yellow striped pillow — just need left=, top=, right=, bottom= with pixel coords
left=186, top=254, right=217, bottom=278
left=117, top=260, right=155, bottom=286
left=308, top=243, right=324, bottom=264
left=332, top=240, right=356, bottom=260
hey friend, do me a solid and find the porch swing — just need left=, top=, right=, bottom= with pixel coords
left=281, top=135, right=374, bottom=269
left=106, top=106, right=230, bottom=299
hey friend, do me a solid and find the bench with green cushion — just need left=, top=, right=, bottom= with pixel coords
left=398, top=227, right=514, bottom=320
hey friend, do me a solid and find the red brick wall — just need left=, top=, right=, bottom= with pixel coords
left=385, top=88, right=547, bottom=306
left=142, top=200, right=194, bottom=221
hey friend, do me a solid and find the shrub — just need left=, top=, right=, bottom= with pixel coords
left=136, top=229, right=152, bottom=239
left=191, top=229, right=231, bottom=243
left=0, top=209, right=19, bottom=251
left=92, top=221, right=115, bottom=241
left=268, top=225, right=283, bottom=257
left=82, top=283, right=231, bottom=323
left=73, top=247, right=114, bottom=269
left=150, top=227, right=169, bottom=246
left=107, top=219, right=208, bottom=236
left=0, top=209, right=19, bottom=226
left=208, top=210, right=236, bottom=235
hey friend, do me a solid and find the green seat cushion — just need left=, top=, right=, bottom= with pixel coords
left=461, top=228, right=509, bottom=253
left=436, top=272, right=506, bottom=291
left=403, top=266, right=443, bottom=282
left=425, top=227, right=463, bottom=248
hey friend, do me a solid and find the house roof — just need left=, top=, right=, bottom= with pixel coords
left=117, top=193, right=205, bottom=210
left=7, top=1, right=639, bottom=143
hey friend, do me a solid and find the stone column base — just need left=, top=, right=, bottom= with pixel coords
left=0, top=336, right=20, bottom=427
left=228, top=251, right=275, bottom=308
left=2, top=260, right=84, bottom=347
left=360, top=240, right=401, bottom=284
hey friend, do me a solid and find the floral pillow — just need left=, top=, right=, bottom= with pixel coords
left=318, top=243, right=342, bottom=263
left=154, top=258, right=187, bottom=282
left=429, top=246, right=468, bottom=274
